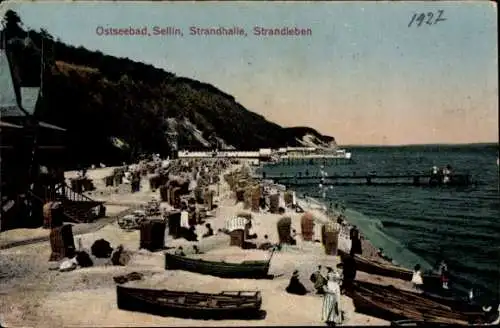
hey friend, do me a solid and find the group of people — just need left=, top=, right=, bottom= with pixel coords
left=411, top=260, right=451, bottom=292
left=177, top=201, right=218, bottom=241
left=430, top=164, right=454, bottom=184
left=285, top=255, right=358, bottom=326
left=285, top=267, right=343, bottom=325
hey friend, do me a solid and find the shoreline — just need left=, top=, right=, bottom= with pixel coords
left=296, top=195, right=393, bottom=263
left=257, top=163, right=499, bottom=306
left=252, top=163, right=390, bottom=264
left=0, top=160, right=449, bottom=327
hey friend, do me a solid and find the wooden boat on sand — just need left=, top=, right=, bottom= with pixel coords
left=338, top=249, right=440, bottom=286
left=116, top=285, right=263, bottom=319
left=349, top=281, right=498, bottom=325
left=165, top=253, right=272, bottom=279
left=356, top=280, right=493, bottom=314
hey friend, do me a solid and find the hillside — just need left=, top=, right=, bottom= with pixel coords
left=2, top=10, right=335, bottom=167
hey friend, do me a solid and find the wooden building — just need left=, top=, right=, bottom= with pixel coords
left=1, top=42, right=100, bottom=231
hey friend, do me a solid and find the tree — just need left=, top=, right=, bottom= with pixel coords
left=2, top=10, right=24, bottom=39
left=39, top=28, right=53, bottom=41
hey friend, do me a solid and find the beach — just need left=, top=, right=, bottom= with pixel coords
left=0, top=160, right=421, bottom=327
left=1, top=2, right=497, bottom=326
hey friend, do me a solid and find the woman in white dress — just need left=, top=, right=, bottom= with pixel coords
left=411, top=264, right=424, bottom=292
left=322, top=270, right=343, bottom=326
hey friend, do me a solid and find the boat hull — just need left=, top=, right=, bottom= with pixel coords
left=338, top=250, right=441, bottom=287
left=165, top=253, right=271, bottom=279
left=349, top=281, right=493, bottom=325
left=116, top=285, right=263, bottom=320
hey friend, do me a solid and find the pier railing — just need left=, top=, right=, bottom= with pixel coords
left=255, top=173, right=474, bottom=187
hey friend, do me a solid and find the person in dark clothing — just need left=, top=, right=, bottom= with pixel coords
left=259, top=196, right=266, bottom=210
left=288, top=229, right=297, bottom=245
left=131, top=172, right=141, bottom=192
left=202, top=223, right=214, bottom=238
left=286, top=270, right=308, bottom=295
left=441, top=267, right=450, bottom=290
left=339, top=255, right=357, bottom=293
left=180, top=226, right=198, bottom=242
left=438, top=260, right=448, bottom=275
left=310, top=265, right=327, bottom=294
left=349, top=226, right=358, bottom=240
left=349, top=226, right=362, bottom=256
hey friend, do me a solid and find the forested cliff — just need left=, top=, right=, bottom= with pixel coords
left=2, top=10, right=335, bottom=166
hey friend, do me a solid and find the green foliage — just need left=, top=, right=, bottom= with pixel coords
left=2, top=10, right=334, bottom=168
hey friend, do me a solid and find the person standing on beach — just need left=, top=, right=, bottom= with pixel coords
left=438, top=260, right=448, bottom=275
left=322, top=271, right=343, bottom=326
left=411, top=264, right=424, bottom=291
left=468, top=288, right=474, bottom=303
left=349, top=226, right=362, bottom=256
left=437, top=260, right=450, bottom=289
left=441, top=267, right=450, bottom=290
left=339, top=254, right=357, bottom=293
left=310, top=265, right=327, bottom=294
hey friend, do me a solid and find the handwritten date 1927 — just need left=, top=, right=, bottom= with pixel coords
left=408, top=10, right=446, bottom=27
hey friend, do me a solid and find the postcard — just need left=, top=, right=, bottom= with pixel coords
left=0, top=1, right=498, bottom=327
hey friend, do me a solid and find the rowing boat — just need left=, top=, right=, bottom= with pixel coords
left=116, top=285, right=263, bottom=319
left=165, top=253, right=272, bottom=279
left=357, top=280, right=494, bottom=313
left=349, top=281, right=496, bottom=325
left=338, top=249, right=440, bottom=286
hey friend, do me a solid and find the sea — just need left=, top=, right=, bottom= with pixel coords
left=258, top=143, right=499, bottom=304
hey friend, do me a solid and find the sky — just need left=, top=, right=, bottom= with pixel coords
left=1, top=1, right=498, bottom=145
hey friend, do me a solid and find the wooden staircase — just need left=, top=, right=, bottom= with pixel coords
left=33, top=183, right=105, bottom=224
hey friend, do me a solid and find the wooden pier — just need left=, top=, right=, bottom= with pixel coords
left=256, top=173, right=474, bottom=187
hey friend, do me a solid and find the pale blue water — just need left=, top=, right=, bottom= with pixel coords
left=259, top=144, right=499, bottom=303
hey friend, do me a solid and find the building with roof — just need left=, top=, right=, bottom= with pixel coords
left=1, top=40, right=70, bottom=230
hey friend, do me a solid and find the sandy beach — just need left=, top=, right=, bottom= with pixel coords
left=1, top=3, right=497, bottom=326
left=0, top=162, right=415, bottom=327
